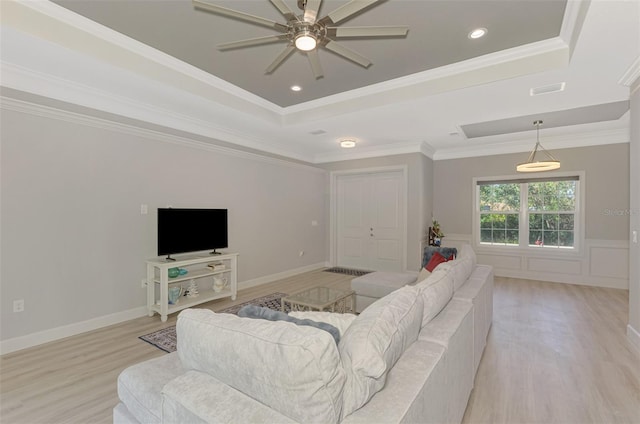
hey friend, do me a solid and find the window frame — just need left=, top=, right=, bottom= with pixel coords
left=472, top=171, right=585, bottom=256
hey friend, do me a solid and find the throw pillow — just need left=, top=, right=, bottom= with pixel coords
left=339, top=285, right=424, bottom=418
left=425, top=251, right=454, bottom=272
left=238, top=305, right=341, bottom=344
left=417, top=267, right=431, bottom=283
left=414, top=269, right=454, bottom=326
left=177, top=309, right=345, bottom=424
left=458, top=243, right=477, bottom=267
left=288, top=311, right=357, bottom=336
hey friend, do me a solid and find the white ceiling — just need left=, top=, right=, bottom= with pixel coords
left=1, top=0, right=638, bottom=164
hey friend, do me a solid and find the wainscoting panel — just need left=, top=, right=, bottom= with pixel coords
left=527, top=257, right=582, bottom=275
left=440, top=235, right=629, bottom=289
left=589, top=245, right=629, bottom=279
left=477, top=254, right=523, bottom=271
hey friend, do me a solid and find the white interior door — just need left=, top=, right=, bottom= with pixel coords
left=336, top=170, right=405, bottom=272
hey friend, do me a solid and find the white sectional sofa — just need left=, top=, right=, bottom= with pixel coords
left=114, top=245, right=493, bottom=424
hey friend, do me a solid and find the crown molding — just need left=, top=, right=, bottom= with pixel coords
left=559, top=0, right=591, bottom=57
left=312, top=141, right=425, bottom=164
left=1, top=59, right=313, bottom=162
left=3, top=0, right=283, bottom=117
left=433, top=127, right=629, bottom=160
left=619, top=56, right=640, bottom=90
left=282, top=37, right=569, bottom=125
left=0, top=95, right=324, bottom=173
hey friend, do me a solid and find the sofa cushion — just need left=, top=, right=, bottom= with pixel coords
left=351, top=271, right=418, bottom=298
left=416, top=267, right=431, bottom=283
left=117, top=352, right=184, bottom=424
left=458, top=243, right=477, bottom=267
left=415, top=269, right=454, bottom=327
left=238, top=305, right=341, bottom=343
left=162, top=370, right=297, bottom=424
left=177, top=308, right=346, bottom=424
left=437, top=257, right=473, bottom=291
left=339, top=285, right=424, bottom=418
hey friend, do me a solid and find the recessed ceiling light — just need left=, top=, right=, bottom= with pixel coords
left=339, top=138, right=357, bottom=148
left=468, top=28, right=487, bottom=39
left=290, top=85, right=302, bottom=92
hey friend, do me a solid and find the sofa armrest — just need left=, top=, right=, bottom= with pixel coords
left=288, top=311, right=358, bottom=336
left=162, top=370, right=297, bottom=424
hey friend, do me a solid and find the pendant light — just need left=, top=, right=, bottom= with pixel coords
left=516, top=120, right=560, bottom=172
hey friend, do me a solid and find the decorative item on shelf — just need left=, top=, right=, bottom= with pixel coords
left=168, top=286, right=183, bottom=305
left=207, top=262, right=226, bottom=271
left=168, top=267, right=180, bottom=278
left=212, top=275, right=228, bottom=293
left=168, top=267, right=188, bottom=279
left=185, top=279, right=199, bottom=298
left=428, top=219, right=445, bottom=247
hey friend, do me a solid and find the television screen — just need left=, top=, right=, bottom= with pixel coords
left=157, top=208, right=228, bottom=257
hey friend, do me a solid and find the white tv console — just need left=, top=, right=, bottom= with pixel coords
left=146, top=252, right=238, bottom=322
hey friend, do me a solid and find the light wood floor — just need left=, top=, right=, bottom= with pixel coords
left=462, top=277, right=640, bottom=424
left=1, top=271, right=638, bottom=424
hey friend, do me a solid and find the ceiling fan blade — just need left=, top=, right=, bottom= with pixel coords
left=269, top=0, right=299, bottom=22
left=323, top=40, right=371, bottom=68
left=328, top=26, right=408, bottom=37
left=266, top=45, right=296, bottom=74
left=218, top=34, right=289, bottom=50
left=193, top=0, right=287, bottom=32
left=303, top=0, right=322, bottom=23
left=307, top=49, right=324, bottom=79
left=320, top=0, right=381, bottom=25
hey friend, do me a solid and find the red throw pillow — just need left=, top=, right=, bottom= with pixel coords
left=425, top=252, right=448, bottom=272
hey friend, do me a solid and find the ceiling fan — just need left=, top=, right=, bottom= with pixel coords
left=192, top=0, right=409, bottom=79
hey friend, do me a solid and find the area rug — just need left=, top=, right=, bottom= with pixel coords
left=324, top=267, right=372, bottom=277
left=139, top=292, right=288, bottom=353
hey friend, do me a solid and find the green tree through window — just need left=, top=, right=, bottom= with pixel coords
left=479, top=183, right=520, bottom=246
left=477, top=177, right=579, bottom=249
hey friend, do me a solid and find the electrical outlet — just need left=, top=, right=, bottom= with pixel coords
left=13, top=299, right=24, bottom=313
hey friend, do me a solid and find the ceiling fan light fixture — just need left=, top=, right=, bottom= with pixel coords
left=339, top=138, right=357, bottom=148
left=295, top=33, right=317, bottom=51
left=516, top=120, right=561, bottom=173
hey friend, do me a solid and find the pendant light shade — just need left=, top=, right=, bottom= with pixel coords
left=516, top=120, right=560, bottom=173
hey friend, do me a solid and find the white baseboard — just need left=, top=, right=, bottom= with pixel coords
left=0, top=263, right=330, bottom=356
left=628, top=324, right=640, bottom=353
left=0, top=306, right=148, bottom=356
left=238, top=262, right=327, bottom=290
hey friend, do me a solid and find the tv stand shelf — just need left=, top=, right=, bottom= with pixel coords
left=146, top=252, right=238, bottom=322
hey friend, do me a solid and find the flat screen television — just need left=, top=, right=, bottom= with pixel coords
left=157, top=208, right=228, bottom=259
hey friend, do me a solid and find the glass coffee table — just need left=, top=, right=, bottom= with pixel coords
left=281, top=287, right=355, bottom=313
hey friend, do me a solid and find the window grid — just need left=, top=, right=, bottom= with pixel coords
left=477, top=179, right=579, bottom=250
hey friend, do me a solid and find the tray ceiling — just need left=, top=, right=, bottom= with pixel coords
left=1, top=0, right=638, bottom=163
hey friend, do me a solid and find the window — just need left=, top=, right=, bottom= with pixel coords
left=476, top=176, right=580, bottom=250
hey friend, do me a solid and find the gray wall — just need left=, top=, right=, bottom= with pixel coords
left=433, top=143, right=631, bottom=241
left=0, top=106, right=327, bottom=341
left=320, top=153, right=434, bottom=270
left=629, top=78, right=640, bottom=342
